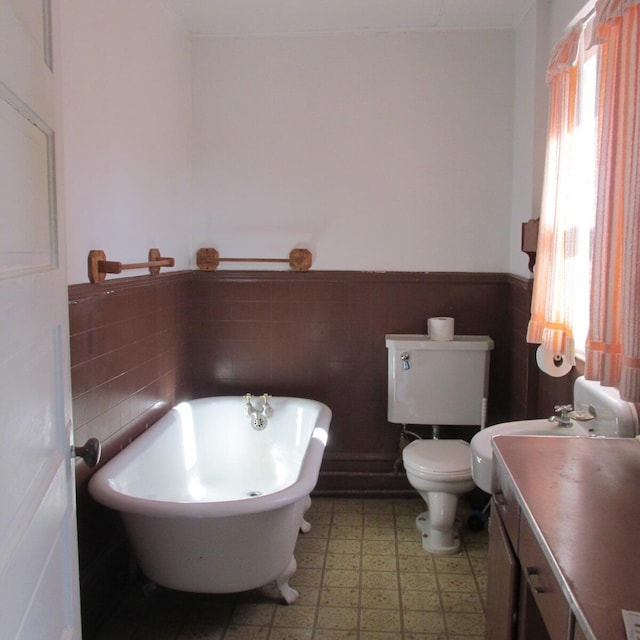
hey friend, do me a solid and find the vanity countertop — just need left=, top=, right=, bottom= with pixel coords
left=492, top=435, right=640, bottom=640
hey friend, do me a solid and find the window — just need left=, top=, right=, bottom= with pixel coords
left=526, top=22, right=593, bottom=368
left=569, top=23, right=597, bottom=358
left=530, top=1, right=640, bottom=402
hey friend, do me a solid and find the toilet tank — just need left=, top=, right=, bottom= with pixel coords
left=573, top=376, right=638, bottom=437
left=386, top=334, right=494, bottom=427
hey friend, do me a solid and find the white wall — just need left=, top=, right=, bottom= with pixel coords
left=508, top=0, right=593, bottom=278
left=509, top=0, right=550, bottom=278
left=550, top=0, right=594, bottom=45
left=57, top=0, right=591, bottom=282
left=191, top=31, right=515, bottom=271
left=60, top=0, right=192, bottom=285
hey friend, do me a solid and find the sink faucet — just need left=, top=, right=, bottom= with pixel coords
left=549, top=404, right=573, bottom=427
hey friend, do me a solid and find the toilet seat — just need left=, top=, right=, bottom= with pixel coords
left=403, top=439, right=472, bottom=481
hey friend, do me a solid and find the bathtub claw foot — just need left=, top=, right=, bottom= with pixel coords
left=299, top=495, right=312, bottom=533
left=278, top=582, right=299, bottom=605
left=276, top=556, right=298, bottom=604
left=300, top=517, right=311, bottom=533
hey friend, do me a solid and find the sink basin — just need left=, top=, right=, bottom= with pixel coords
left=470, top=378, right=639, bottom=495
left=470, top=419, right=590, bottom=494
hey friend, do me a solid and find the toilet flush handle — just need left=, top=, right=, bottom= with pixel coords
left=400, top=352, right=410, bottom=370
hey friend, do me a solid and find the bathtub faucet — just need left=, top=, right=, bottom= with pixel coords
left=244, top=393, right=273, bottom=418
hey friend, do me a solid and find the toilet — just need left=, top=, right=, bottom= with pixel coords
left=386, top=334, right=494, bottom=555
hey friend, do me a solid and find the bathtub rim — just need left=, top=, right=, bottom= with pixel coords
left=88, top=396, right=331, bottom=519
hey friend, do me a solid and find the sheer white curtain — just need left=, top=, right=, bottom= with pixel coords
left=526, top=27, right=583, bottom=370
left=585, top=0, right=640, bottom=402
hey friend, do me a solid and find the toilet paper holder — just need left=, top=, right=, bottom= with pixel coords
left=535, top=346, right=573, bottom=377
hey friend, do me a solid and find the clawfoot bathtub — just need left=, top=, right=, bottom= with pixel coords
left=89, top=395, right=331, bottom=603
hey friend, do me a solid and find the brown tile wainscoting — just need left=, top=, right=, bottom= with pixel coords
left=189, top=270, right=512, bottom=494
left=69, top=271, right=192, bottom=637
left=69, top=271, right=192, bottom=477
left=69, top=270, right=543, bottom=489
left=72, top=269, right=585, bottom=637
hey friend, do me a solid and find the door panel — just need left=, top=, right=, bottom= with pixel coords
left=0, top=1, right=81, bottom=638
left=0, top=92, right=55, bottom=274
left=0, top=1, right=54, bottom=117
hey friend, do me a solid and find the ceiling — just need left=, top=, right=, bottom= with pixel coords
left=164, top=0, right=532, bottom=36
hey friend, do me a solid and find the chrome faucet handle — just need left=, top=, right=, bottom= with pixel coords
left=549, top=404, right=573, bottom=426
left=554, top=404, right=573, bottom=415
left=261, top=393, right=273, bottom=417
left=244, top=393, right=256, bottom=415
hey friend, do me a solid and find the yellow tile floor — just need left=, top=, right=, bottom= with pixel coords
left=94, top=497, right=488, bottom=640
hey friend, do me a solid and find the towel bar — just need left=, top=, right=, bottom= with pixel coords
left=196, top=247, right=312, bottom=272
left=88, top=248, right=175, bottom=283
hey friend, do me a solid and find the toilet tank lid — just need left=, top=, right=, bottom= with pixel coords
left=385, top=335, right=494, bottom=351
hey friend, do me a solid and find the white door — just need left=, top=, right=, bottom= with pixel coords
left=0, top=1, right=82, bottom=639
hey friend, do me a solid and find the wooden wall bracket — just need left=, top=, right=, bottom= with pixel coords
left=196, top=247, right=312, bottom=272
left=88, top=248, right=175, bottom=283
left=521, top=218, right=539, bottom=273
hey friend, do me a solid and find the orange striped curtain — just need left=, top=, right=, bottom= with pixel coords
left=585, top=0, right=640, bottom=402
left=526, top=27, right=582, bottom=367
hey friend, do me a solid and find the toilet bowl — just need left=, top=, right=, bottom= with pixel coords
left=403, top=439, right=476, bottom=555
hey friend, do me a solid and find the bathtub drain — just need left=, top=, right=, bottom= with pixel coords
left=247, top=491, right=262, bottom=497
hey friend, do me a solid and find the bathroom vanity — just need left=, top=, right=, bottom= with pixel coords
left=485, top=435, right=640, bottom=640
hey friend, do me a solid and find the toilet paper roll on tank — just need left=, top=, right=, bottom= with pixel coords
left=427, top=317, right=455, bottom=341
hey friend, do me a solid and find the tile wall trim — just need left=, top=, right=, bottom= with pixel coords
left=68, top=269, right=192, bottom=300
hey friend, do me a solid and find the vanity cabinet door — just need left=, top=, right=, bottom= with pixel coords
left=485, top=502, right=518, bottom=640
left=492, top=456, right=521, bottom=549
left=518, top=515, right=571, bottom=640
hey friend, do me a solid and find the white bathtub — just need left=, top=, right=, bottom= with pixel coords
left=88, top=395, right=331, bottom=603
